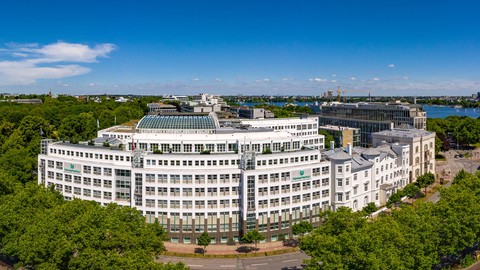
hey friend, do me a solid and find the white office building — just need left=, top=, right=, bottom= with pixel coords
left=38, top=113, right=330, bottom=243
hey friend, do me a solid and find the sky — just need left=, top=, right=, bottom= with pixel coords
left=0, top=0, right=479, bottom=96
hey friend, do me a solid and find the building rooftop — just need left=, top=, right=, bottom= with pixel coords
left=373, top=128, right=435, bottom=138
left=136, top=113, right=219, bottom=130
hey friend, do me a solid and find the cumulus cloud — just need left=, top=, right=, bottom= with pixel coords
left=388, top=64, right=395, bottom=68
left=350, top=77, right=356, bottom=80
left=0, top=41, right=116, bottom=85
left=372, top=77, right=380, bottom=81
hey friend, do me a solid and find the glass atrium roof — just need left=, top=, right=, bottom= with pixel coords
left=136, top=115, right=218, bottom=130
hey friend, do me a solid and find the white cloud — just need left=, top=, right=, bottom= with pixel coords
left=331, top=74, right=336, bottom=77
left=89, top=83, right=95, bottom=86
left=350, top=77, right=356, bottom=80
left=193, top=78, right=200, bottom=81
left=256, top=78, right=270, bottom=83
left=309, top=77, right=327, bottom=82
left=372, top=77, right=380, bottom=81
left=12, top=52, right=28, bottom=57
left=0, top=41, right=116, bottom=85
left=388, top=64, right=395, bottom=68
left=215, top=78, right=222, bottom=82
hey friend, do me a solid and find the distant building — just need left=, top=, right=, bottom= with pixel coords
left=10, top=98, right=43, bottom=105
left=147, top=103, right=178, bottom=114
left=372, top=128, right=435, bottom=183
left=318, top=102, right=427, bottom=147
left=180, top=93, right=227, bottom=113
left=115, top=97, right=129, bottom=103
left=163, top=95, right=189, bottom=102
left=319, top=125, right=361, bottom=148
left=229, top=107, right=274, bottom=119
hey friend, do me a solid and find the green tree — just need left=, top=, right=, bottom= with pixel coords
left=0, top=184, right=185, bottom=270
left=241, top=230, right=265, bottom=250
left=386, top=191, right=403, bottom=208
left=361, top=202, right=378, bottom=215
left=402, top=183, right=420, bottom=203
left=197, top=232, right=211, bottom=255
left=292, top=220, right=313, bottom=237
left=416, top=172, right=435, bottom=194
left=319, top=130, right=335, bottom=149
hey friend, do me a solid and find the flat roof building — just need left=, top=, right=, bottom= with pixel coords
left=319, top=125, right=361, bottom=148
left=38, top=114, right=328, bottom=244
left=318, top=102, right=426, bottom=147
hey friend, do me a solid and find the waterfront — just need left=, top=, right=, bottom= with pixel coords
left=240, top=102, right=480, bottom=119
left=422, top=105, right=480, bottom=119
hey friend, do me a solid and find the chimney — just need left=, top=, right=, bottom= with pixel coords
left=347, top=143, right=352, bottom=155
left=330, top=141, right=335, bottom=150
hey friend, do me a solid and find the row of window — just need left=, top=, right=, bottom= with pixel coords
left=145, top=174, right=242, bottom=184
left=50, top=183, right=113, bottom=199
left=133, top=140, right=305, bottom=153
left=151, top=187, right=241, bottom=197
left=48, top=149, right=130, bottom=162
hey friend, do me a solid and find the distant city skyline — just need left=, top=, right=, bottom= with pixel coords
left=0, top=0, right=479, bottom=96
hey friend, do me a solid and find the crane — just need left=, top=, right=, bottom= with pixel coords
left=336, top=86, right=372, bottom=102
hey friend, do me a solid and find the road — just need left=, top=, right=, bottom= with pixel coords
left=159, top=252, right=309, bottom=270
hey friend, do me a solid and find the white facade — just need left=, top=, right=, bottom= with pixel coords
left=372, top=128, right=435, bottom=182
left=240, top=117, right=323, bottom=150
left=38, top=114, right=329, bottom=244
left=325, top=143, right=409, bottom=211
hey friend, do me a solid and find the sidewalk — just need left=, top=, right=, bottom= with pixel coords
left=164, top=240, right=292, bottom=255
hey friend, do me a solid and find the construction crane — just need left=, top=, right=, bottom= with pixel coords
left=336, top=86, right=372, bottom=102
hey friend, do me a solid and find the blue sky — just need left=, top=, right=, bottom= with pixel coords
left=0, top=0, right=479, bottom=96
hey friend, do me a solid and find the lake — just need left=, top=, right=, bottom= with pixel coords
left=239, top=102, right=480, bottom=119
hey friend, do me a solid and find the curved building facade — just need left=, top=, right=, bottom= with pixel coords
left=38, top=113, right=330, bottom=244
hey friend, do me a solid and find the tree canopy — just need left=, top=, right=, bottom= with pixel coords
left=300, top=171, right=480, bottom=270
left=241, top=230, right=265, bottom=249
left=292, top=221, right=313, bottom=237
left=0, top=96, right=186, bottom=269
left=197, top=232, right=211, bottom=255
